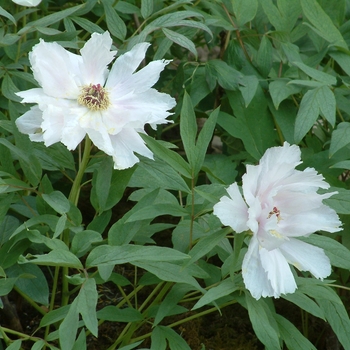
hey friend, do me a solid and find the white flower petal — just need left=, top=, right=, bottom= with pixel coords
left=111, top=59, right=171, bottom=94
left=242, top=237, right=275, bottom=299
left=106, top=42, right=150, bottom=88
left=280, top=238, right=331, bottom=279
left=280, top=205, right=342, bottom=236
left=80, top=32, right=116, bottom=85
left=16, top=33, right=174, bottom=169
left=15, top=106, right=44, bottom=142
left=213, top=183, right=249, bottom=233
left=259, top=247, right=297, bottom=298
left=12, top=0, right=41, bottom=6
left=29, top=40, right=81, bottom=98
left=110, top=88, right=176, bottom=127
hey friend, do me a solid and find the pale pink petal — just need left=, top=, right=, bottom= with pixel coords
left=213, top=183, right=249, bottom=233
left=280, top=238, right=331, bottom=279
left=259, top=247, right=297, bottom=297
left=242, top=237, right=275, bottom=299
left=106, top=43, right=150, bottom=89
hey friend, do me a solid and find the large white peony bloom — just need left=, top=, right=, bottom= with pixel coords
left=12, top=0, right=41, bottom=6
left=16, top=32, right=176, bottom=169
left=213, top=142, right=342, bottom=300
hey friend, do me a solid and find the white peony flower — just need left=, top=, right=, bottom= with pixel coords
left=213, top=142, right=342, bottom=300
left=12, top=0, right=41, bottom=6
left=16, top=32, right=176, bottom=169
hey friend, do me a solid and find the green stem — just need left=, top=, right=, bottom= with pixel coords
left=61, top=136, right=91, bottom=307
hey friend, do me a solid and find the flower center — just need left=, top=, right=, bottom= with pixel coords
left=267, top=206, right=281, bottom=222
left=77, top=84, right=110, bottom=111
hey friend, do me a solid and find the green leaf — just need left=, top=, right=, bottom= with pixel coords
left=141, top=134, right=192, bottom=179
left=317, top=86, right=336, bottom=126
left=152, top=326, right=191, bottom=350
left=18, top=5, right=84, bottom=35
left=58, top=300, right=79, bottom=350
left=180, top=91, right=197, bottom=169
left=256, top=36, right=272, bottom=78
left=86, top=245, right=189, bottom=267
left=154, top=284, right=192, bottom=326
left=324, top=187, right=350, bottom=214
left=42, top=191, right=70, bottom=215
left=53, top=214, right=67, bottom=239
left=206, top=60, right=242, bottom=90
left=118, top=341, right=144, bottom=350
left=8, top=264, right=49, bottom=306
left=72, top=330, right=86, bottom=350
left=282, top=291, right=325, bottom=320
left=125, top=203, right=188, bottom=222
left=0, top=278, right=17, bottom=296
left=218, top=89, right=276, bottom=160
left=315, top=289, right=350, bottom=350
left=6, top=340, right=22, bottom=350
left=2, top=74, right=21, bottom=102
left=239, top=75, right=259, bottom=107
left=102, top=0, right=127, bottom=40
left=134, top=261, right=202, bottom=289
left=193, top=278, right=238, bottom=310
left=77, top=279, right=98, bottom=337
left=71, top=17, right=104, bottom=34
left=293, top=61, right=337, bottom=86
left=245, top=293, right=280, bottom=350
left=91, top=157, right=113, bottom=213
left=71, top=230, right=102, bottom=257
left=141, top=0, right=153, bottom=18
left=97, top=306, right=142, bottom=322
left=186, top=227, right=231, bottom=267
left=31, top=339, right=46, bottom=350
left=0, top=6, right=16, bottom=25
left=294, top=89, right=319, bottom=143
left=269, top=79, right=302, bottom=109
left=231, top=0, right=258, bottom=26
left=40, top=305, right=70, bottom=327
left=192, top=108, right=219, bottom=176
left=162, top=28, right=197, bottom=58
left=0, top=135, right=42, bottom=187
left=276, top=314, right=317, bottom=350
left=21, top=249, right=83, bottom=269
left=130, top=157, right=190, bottom=193
left=329, top=122, right=350, bottom=156
left=301, top=0, right=347, bottom=49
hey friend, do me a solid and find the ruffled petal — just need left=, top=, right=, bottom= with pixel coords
left=279, top=238, right=331, bottom=279
left=259, top=247, right=297, bottom=298
left=242, top=237, right=275, bottom=299
left=213, top=183, right=249, bottom=233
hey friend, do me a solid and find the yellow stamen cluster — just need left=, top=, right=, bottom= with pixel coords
left=77, top=83, right=110, bottom=111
